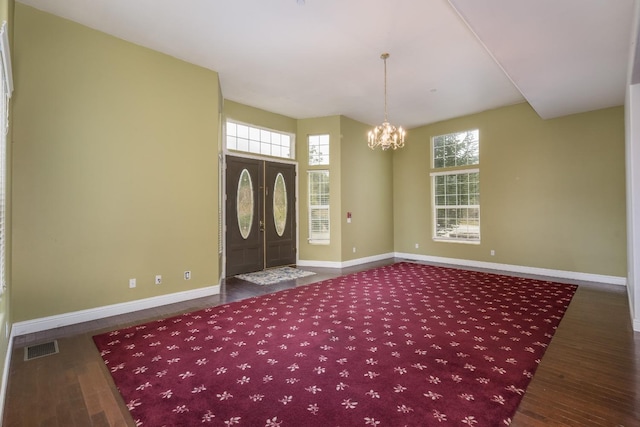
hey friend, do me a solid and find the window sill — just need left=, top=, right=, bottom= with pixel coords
left=308, top=240, right=330, bottom=245
left=432, top=238, right=481, bottom=245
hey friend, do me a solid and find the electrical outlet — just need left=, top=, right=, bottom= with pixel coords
left=352, top=247, right=356, bottom=253
left=184, top=270, right=191, bottom=280
left=129, top=278, right=136, bottom=288
left=155, top=275, right=162, bottom=285
left=415, top=243, right=419, bottom=249
left=490, top=250, right=495, bottom=256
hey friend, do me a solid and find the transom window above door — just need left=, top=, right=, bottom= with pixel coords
left=226, top=121, right=294, bottom=160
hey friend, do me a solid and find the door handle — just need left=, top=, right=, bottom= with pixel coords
left=259, top=219, right=264, bottom=232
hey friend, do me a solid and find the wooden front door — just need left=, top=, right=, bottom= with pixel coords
left=225, top=156, right=296, bottom=276
left=264, top=161, right=296, bottom=268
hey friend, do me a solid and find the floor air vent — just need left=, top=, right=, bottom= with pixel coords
left=24, top=340, right=59, bottom=361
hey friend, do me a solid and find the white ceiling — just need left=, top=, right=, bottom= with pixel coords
left=17, top=0, right=638, bottom=129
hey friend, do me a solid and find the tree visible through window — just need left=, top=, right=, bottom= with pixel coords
left=431, top=130, right=480, bottom=243
left=308, top=134, right=329, bottom=165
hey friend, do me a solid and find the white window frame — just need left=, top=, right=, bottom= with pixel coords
left=308, top=170, right=330, bottom=244
left=226, top=120, right=295, bottom=160
left=0, top=22, right=13, bottom=298
left=431, top=129, right=480, bottom=244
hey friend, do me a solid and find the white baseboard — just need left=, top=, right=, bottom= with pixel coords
left=342, top=253, right=396, bottom=268
left=12, top=284, right=221, bottom=337
left=8, top=254, right=627, bottom=336
left=296, top=259, right=343, bottom=268
left=395, top=252, right=627, bottom=286
left=297, top=252, right=395, bottom=269
left=300, top=252, right=626, bottom=286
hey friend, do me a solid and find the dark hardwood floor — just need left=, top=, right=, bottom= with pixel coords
left=3, top=259, right=639, bottom=426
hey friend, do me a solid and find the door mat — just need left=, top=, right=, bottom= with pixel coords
left=235, top=267, right=316, bottom=285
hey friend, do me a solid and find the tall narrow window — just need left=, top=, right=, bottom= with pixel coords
left=236, top=169, right=254, bottom=240
left=431, top=130, right=480, bottom=243
left=273, top=173, right=287, bottom=237
left=308, top=170, right=330, bottom=244
left=0, top=22, right=13, bottom=298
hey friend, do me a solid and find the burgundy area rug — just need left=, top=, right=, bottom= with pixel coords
left=93, top=262, right=577, bottom=426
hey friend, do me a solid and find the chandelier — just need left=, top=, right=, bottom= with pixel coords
left=368, top=53, right=406, bottom=150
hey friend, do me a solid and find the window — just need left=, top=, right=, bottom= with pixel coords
left=308, top=170, right=330, bottom=244
left=433, top=129, right=479, bottom=168
left=0, top=22, right=12, bottom=298
left=431, top=130, right=480, bottom=243
left=308, top=134, right=329, bottom=165
left=226, top=121, right=293, bottom=159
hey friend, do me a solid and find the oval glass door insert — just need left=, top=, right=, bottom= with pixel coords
left=237, top=169, right=254, bottom=239
left=273, top=172, right=287, bottom=236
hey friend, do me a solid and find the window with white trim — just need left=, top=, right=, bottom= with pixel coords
left=0, top=22, right=13, bottom=299
left=226, top=120, right=294, bottom=159
left=308, top=170, right=330, bottom=244
left=431, top=130, right=480, bottom=243
left=308, top=134, right=329, bottom=165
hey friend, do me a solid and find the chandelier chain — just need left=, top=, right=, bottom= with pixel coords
left=383, top=54, right=388, bottom=122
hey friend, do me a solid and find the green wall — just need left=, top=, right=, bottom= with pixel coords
left=11, top=4, right=221, bottom=322
left=340, top=116, right=394, bottom=260
left=225, top=100, right=297, bottom=135
left=394, top=102, right=627, bottom=277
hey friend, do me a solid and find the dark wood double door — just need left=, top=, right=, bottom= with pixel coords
left=225, top=156, right=296, bottom=276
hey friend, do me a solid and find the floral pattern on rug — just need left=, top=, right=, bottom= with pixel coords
left=235, top=267, right=316, bottom=285
left=93, top=262, right=576, bottom=426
